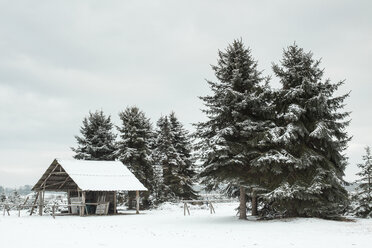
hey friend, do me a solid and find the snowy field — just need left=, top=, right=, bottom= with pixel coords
left=1, top=202, right=371, bottom=248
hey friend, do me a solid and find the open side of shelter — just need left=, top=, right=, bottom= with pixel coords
left=31, top=159, right=147, bottom=217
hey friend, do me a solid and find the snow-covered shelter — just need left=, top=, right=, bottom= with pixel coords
left=32, top=159, right=147, bottom=216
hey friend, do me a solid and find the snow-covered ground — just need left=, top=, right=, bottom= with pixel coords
left=1, top=202, right=371, bottom=248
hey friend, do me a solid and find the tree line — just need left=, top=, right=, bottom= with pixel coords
left=71, top=108, right=197, bottom=207
left=71, top=39, right=371, bottom=219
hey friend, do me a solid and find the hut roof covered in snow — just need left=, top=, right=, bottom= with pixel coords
left=32, top=159, right=147, bottom=192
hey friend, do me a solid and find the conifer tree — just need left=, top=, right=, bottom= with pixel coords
left=72, top=110, right=117, bottom=160
left=264, top=44, right=350, bottom=218
left=8, top=190, right=21, bottom=205
left=154, top=113, right=197, bottom=202
left=168, top=112, right=197, bottom=200
left=352, top=146, right=372, bottom=217
left=116, top=106, right=155, bottom=207
left=194, top=40, right=273, bottom=219
left=0, top=191, right=6, bottom=203
left=154, top=115, right=179, bottom=201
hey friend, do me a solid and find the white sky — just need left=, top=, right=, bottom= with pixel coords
left=0, top=0, right=371, bottom=187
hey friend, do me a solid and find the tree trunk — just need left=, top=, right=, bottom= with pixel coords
left=239, top=186, right=246, bottom=220
left=251, top=188, right=258, bottom=216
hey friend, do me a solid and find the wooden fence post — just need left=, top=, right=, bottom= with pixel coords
left=183, top=202, right=190, bottom=216
left=52, top=205, right=55, bottom=219
left=209, top=202, right=215, bottom=214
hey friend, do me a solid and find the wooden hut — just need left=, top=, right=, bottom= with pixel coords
left=31, top=159, right=147, bottom=216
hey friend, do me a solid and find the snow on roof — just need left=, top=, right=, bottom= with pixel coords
left=56, top=159, right=147, bottom=191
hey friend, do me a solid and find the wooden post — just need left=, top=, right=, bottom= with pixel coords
left=209, top=202, right=215, bottom=214
left=39, top=190, right=44, bottom=216
left=67, top=190, right=71, bottom=214
left=81, top=191, right=86, bottom=217
left=127, top=192, right=133, bottom=210
left=52, top=205, right=55, bottom=219
left=186, top=203, right=190, bottom=215
left=183, top=202, right=190, bottom=216
left=77, top=188, right=82, bottom=216
left=16, top=196, right=29, bottom=217
left=4, top=204, right=10, bottom=216
left=136, top=190, right=139, bottom=214
left=113, top=191, right=117, bottom=215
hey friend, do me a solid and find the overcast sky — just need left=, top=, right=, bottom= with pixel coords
left=0, top=0, right=371, bottom=187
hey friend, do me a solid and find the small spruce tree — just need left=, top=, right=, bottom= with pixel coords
left=0, top=191, right=6, bottom=203
left=72, top=110, right=117, bottom=160
left=352, top=146, right=372, bottom=218
left=8, top=190, right=21, bottom=206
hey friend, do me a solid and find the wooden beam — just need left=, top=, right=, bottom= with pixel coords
left=67, top=190, right=71, bottom=214
left=30, top=192, right=39, bottom=216
left=136, top=191, right=139, bottom=214
left=40, top=163, right=60, bottom=188
left=44, top=181, right=66, bottom=188
left=82, top=191, right=86, bottom=216
left=77, top=188, right=81, bottom=216
left=80, top=191, right=86, bottom=217
left=38, top=190, right=43, bottom=216
left=57, top=176, right=71, bottom=189
left=50, top=172, right=67, bottom=175
left=18, top=196, right=29, bottom=217
left=113, top=191, right=117, bottom=215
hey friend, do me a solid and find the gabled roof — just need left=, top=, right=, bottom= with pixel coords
left=32, top=159, right=147, bottom=192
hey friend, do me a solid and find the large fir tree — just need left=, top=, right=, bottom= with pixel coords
left=116, top=106, right=156, bottom=207
left=72, top=110, right=117, bottom=160
left=194, top=40, right=273, bottom=219
left=352, top=146, right=372, bottom=217
left=264, top=44, right=351, bottom=218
